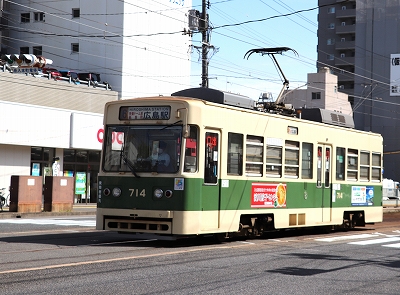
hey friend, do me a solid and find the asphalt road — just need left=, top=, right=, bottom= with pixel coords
left=1, top=213, right=400, bottom=294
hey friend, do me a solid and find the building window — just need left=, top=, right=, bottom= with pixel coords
left=327, top=38, right=335, bottom=45
left=21, top=13, right=30, bottom=23
left=72, top=8, right=80, bottom=18
left=71, top=43, right=79, bottom=53
left=341, top=21, right=346, bottom=26
left=328, top=7, right=335, bottom=14
left=20, top=47, right=29, bottom=54
left=34, top=12, right=45, bottom=22
left=340, top=53, right=346, bottom=58
left=341, top=38, right=346, bottom=42
left=30, top=147, right=55, bottom=176
left=327, top=54, right=334, bottom=61
left=328, top=23, right=335, bottom=29
left=33, top=46, right=42, bottom=56
left=312, top=92, right=321, bottom=100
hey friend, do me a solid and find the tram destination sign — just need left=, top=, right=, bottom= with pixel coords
left=119, top=106, right=171, bottom=120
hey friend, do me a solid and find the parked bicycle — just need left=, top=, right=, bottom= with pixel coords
left=0, top=188, right=9, bottom=211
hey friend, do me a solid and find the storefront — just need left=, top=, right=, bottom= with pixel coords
left=0, top=101, right=104, bottom=203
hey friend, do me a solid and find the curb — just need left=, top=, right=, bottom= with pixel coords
left=0, top=204, right=96, bottom=219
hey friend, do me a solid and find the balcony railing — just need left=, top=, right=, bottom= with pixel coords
left=336, top=24, right=356, bottom=34
left=335, top=56, right=355, bottom=66
left=335, top=41, right=355, bottom=50
left=336, top=9, right=356, bottom=19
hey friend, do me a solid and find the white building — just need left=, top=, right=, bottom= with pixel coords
left=2, top=0, right=192, bottom=99
left=283, top=67, right=353, bottom=116
left=0, top=70, right=118, bottom=202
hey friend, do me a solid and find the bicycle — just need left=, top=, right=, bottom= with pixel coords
left=0, top=188, right=9, bottom=211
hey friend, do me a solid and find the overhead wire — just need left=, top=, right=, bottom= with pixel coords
left=2, top=0, right=399, bottom=113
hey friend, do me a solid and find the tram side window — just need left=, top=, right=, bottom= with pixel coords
left=336, top=147, right=345, bottom=180
left=284, top=140, right=299, bottom=178
left=227, top=133, right=243, bottom=175
left=266, top=145, right=282, bottom=177
left=371, top=153, right=382, bottom=181
left=360, top=151, right=370, bottom=181
left=301, top=142, right=313, bottom=179
left=347, top=148, right=358, bottom=180
left=245, top=135, right=263, bottom=177
left=184, top=126, right=198, bottom=173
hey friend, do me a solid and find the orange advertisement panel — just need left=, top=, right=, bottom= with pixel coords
left=251, top=183, right=287, bottom=208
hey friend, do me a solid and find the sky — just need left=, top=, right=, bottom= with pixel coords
left=189, top=0, right=318, bottom=100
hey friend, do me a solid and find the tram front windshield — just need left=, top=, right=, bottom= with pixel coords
left=103, top=125, right=182, bottom=173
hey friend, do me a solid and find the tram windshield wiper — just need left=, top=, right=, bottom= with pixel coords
left=160, top=120, right=182, bottom=130
left=120, top=144, right=140, bottom=178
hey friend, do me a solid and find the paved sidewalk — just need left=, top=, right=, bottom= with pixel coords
left=0, top=203, right=96, bottom=219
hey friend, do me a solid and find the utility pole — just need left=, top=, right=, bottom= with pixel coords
left=188, top=0, right=215, bottom=88
left=201, top=0, right=209, bottom=88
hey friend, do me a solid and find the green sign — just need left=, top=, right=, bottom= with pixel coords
left=75, top=172, right=86, bottom=194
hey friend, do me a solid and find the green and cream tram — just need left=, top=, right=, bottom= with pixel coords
left=96, top=88, right=383, bottom=239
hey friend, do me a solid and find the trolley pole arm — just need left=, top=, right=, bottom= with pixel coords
left=271, top=54, right=289, bottom=104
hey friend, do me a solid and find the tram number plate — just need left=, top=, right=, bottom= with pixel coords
left=129, top=189, right=146, bottom=197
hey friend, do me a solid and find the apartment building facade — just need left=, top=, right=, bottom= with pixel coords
left=318, top=0, right=400, bottom=180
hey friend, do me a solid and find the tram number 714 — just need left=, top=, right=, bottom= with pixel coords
left=129, top=189, right=146, bottom=197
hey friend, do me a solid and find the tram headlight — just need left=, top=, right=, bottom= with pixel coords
left=112, top=187, right=122, bottom=197
left=165, top=190, right=173, bottom=198
left=154, top=189, right=163, bottom=199
left=103, top=188, right=111, bottom=196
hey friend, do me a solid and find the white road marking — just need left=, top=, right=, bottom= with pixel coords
left=348, top=237, right=400, bottom=245
left=0, top=218, right=95, bottom=227
left=315, top=233, right=379, bottom=242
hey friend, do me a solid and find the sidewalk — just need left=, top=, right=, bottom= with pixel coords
left=0, top=203, right=96, bottom=219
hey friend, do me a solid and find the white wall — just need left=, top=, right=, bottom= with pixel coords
left=6, top=0, right=192, bottom=98
left=0, top=101, right=103, bottom=149
left=0, top=144, right=30, bottom=194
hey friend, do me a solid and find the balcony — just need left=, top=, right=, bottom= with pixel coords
left=335, top=56, right=355, bottom=66
left=336, top=24, right=356, bottom=34
left=336, top=72, right=355, bottom=82
left=336, top=9, right=356, bottom=19
left=335, top=41, right=355, bottom=50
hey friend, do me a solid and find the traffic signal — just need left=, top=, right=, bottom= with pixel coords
left=1, top=54, right=53, bottom=68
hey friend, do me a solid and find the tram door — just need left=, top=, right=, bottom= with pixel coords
left=317, top=144, right=332, bottom=222
left=201, top=130, right=221, bottom=230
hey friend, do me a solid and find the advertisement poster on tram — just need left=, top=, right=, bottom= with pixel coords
left=251, top=183, right=287, bottom=208
left=351, top=186, right=374, bottom=206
